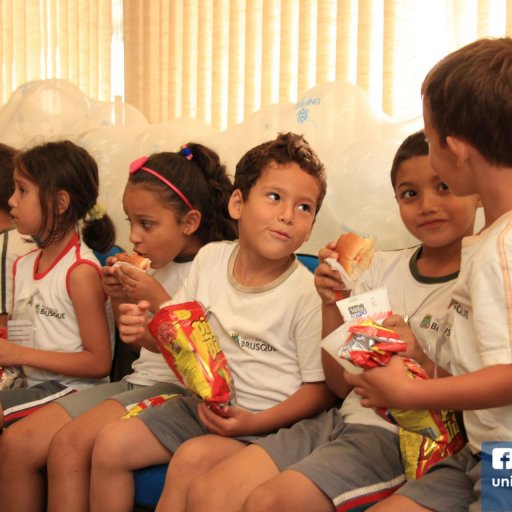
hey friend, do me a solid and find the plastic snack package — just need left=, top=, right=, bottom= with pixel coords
left=122, top=393, right=182, bottom=419
left=329, top=319, right=465, bottom=478
left=0, top=327, right=26, bottom=390
left=148, top=301, right=235, bottom=414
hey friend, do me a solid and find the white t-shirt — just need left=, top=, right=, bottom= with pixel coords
left=125, top=260, right=192, bottom=386
left=171, top=240, right=324, bottom=412
left=11, top=232, right=114, bottom=389
left=449, top=211, right=512, bottom=452
left=0, top=229, right=34, bottom=316
left=340, top=246, right=458, bottom=432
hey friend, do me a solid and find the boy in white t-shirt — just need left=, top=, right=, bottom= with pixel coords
left=346, top=37, right=512, bottom=512
left=88, top=132, right=335, bottom=511
left=149, top=130, right=480, bottom=512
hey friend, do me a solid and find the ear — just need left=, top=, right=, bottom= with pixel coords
left=56, top=190, right=70, bottom=215
left=446, top=136, right=470, bottom=167
left=228, top=189, right=243, bottom=220
left=182, top=209, right=202, bottom=235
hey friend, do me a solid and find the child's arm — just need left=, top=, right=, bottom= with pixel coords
left=0, top=263, right=112, bottom=377
left=314, top=243, right=350, bottom=337
left=345, top=356, right=512, bottom=410
left=197, top=381, right=335, bottom=437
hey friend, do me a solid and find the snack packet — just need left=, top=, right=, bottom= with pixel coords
left=148, top=301, right=235, bottom=414
left=335, top=319, right=465, bottom=478
left=122, top=393, right=182, bottom=419
left=0, top=327, right=25, bottom=390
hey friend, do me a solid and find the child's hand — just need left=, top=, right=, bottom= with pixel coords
left=381, top=315, right=428, bottom=366
left=314, top=242, right=349, bottom=305
left=344, top=356, right=415, bottom=409
left=118, top=301, right=150, bottom=344
left=101, top=265, right=128, bottom=300
left=197, top=402, right=255, bottom=437
left=114, top=265, right=168, bottom=311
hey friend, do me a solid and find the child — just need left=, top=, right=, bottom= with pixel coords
left=0, top=140, right=116, bottom=431
left=88, top=132, right=334, bottom=512
left=345, top=37, right=512, bottom=512
left=153, top=129, right=480, bottom=512
left=0, top=144, right=237, bottom=512
left=0, top=143, right=32, bottom=329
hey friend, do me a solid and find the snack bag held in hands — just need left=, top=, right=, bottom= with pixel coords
left=148, top=301, right=235, bottom=414
left=326, top=227, right=375, bottom=290
left=338, top=319, right=465, bottom=479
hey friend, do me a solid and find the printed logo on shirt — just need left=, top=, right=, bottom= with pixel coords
left=231, top=333, right=276, bottom=352
left=482, top=442, right=512, bottom=511
left=35, top=303, right=66, bottom=320
left=449, top=299, right=470, bottom=319
left=419, top=314, right=432, bottom=329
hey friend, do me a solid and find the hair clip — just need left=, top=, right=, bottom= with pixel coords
left=129, top=156, right=149, bottom=174
left=178, top=144, right=193, bottom=160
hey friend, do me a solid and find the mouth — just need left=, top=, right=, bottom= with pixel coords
left=418, top=219, right=446, bottom=229
left=270, top=229, right=292, bottom=241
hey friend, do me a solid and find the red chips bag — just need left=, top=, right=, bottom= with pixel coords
left=339, top=319, right=465, bottom=478
left=148, top=301, right=235, bottom=412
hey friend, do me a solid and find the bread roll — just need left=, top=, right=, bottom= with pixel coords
left=335, top=232, right=374, bottom=281
left=115, top=253, right=151, bottom=271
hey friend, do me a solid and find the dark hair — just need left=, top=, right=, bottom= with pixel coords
left=0, top=143, right=18, bottom=213
left=128, top=144, right=237, bottom=245
left=390, top=130, right=429, bottom=189
left=234, top=132, right=326, bottom=214
left=14, top=140, right=116, bottom=251
left=422, top=37, right=512, bottom=166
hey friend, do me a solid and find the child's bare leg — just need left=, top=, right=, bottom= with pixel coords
left=47, top=398, right=127, bottom=512
left=366, top=495, right=431, bottom=511
left=0, top=403, right=71, bottom=512
left=183, top=443, right=281, bottom=512
left=0, top=402, right=4, bottom=429
left=90, top=417, right=171, bottom=512
left=244, top=469, right=334, bottom=512
left=156, top=435, right=247, bottom=512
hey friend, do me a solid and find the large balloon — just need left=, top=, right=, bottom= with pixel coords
left=0, top=78, right=425, bottom=253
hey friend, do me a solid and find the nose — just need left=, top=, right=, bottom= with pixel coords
left=7, top=192, right=16, bottom=209
left=278, top=204, right=294, bottom=225
left=129, top=226, right=142, bottom=245
left=419, top=190, right=440, bottom=214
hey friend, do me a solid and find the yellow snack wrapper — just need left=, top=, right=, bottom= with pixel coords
left=148, top=301, right=235, bottom=413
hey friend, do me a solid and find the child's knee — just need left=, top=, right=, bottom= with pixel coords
left=91, top=422, right=127, bottom=469
left=244, top=485, right=281, bottom=512
left=0, top=422, right=43, bottom=469
left=171, top=439, right=212, bottom=477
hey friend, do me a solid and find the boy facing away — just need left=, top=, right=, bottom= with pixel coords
left=347, top=37, right=512, bottom=512
left=88, top=132, right=336, bottom=512
left=151, top=130, right=479, bottom=512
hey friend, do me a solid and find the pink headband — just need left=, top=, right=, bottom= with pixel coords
left=129, top=156, right=193, bottom=210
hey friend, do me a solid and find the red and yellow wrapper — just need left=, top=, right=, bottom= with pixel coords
left=122, top=393, right=182, bottom=419
left=148, top=301, right=235, bottom=411
left=339, top=319, right=465, bottom=479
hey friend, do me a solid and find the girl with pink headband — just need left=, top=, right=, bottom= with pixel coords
left=0, top=143, right=238, bottom=512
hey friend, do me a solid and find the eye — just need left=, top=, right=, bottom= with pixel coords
left=400, top=189, right=416, bottom=200
left=267, top=192, right=280, bottom=202
left=141, top=220, right=153, bottom=230
left=298, top=203, right=312, bottom=213
left=438, top=182, right=449, bottom=192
